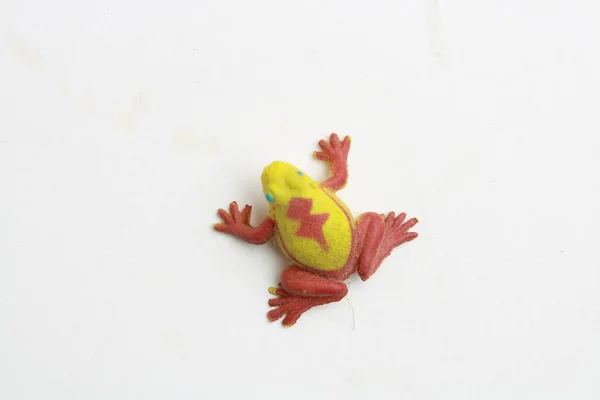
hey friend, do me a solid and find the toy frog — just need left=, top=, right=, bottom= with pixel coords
left=214, top=133, right=418, bottom=327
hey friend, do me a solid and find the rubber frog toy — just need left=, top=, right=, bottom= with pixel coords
left=214, top=134, right=418, bottom=327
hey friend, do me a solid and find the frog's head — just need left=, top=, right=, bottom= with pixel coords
left=261, top=161, right=316, bottom=207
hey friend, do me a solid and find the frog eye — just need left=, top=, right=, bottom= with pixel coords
left=265, top=192, right=275, bottom=203
left=296, top=171, right=304, bottom=176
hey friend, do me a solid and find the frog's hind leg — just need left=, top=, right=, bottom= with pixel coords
left=356, top=212, right=418, bottom=281
left=267, top=266, right=348, bottom=327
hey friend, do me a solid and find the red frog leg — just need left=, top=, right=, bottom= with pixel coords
left=356, top=212, right=419, bottom=281
left=214, top=202, right=275, bottom=244
left=267, top=266, right=348, bottom=327
left=314, top=133, right=351, bottom=191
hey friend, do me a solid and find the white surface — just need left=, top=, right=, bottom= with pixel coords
left=1, top=1, right=599, bottom=399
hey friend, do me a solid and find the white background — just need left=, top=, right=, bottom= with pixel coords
left=1, top=1, right=599, bottom=399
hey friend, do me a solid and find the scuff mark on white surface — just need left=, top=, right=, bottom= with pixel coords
left=7, top=32, right=44, bottom=69
left=425, top=0, right=447, bottom=67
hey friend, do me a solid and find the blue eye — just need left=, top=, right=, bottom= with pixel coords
left=296, top=171, right=304, bottom=176
left=265, top=192, right=275, bottom=203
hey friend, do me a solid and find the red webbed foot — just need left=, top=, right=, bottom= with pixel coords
left=267, top=266, right=348, bottom=327
left=383, top=212, right=419, bottom=248
left=314, top=133, right=351, bottom=191
left=214, top=201, right=274, bottom=245
left=356, top=211, right=419, bottom=281
left=267, top=286, right=312, bottom=327
left=267, top=286, right=346, bottom=327
left=214, top=201, right=252, bottom=233
left=314, top=133, right=351, bottom=164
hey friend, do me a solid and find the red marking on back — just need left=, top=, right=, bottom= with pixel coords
left=286, top=198, right=329, bottom=250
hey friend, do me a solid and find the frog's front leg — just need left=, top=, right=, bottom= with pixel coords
left=213, top=201, right=275, bottom=244
left=356, top=211, right=419, bottom=281
left=267, top=266, right=348, bottom=327
left=314, top=133, right=351, bottom=191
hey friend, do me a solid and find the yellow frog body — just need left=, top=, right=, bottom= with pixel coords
left=262, top=161, right=354, bottom=272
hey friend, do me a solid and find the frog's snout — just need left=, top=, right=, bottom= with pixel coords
left=261, top=161, right=303, bottom=205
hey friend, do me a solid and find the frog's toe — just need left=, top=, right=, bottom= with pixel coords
left=268, top=297, right=286, bottom=307
left=268, top=286, right=288, bottom=297
left=282, top=311, right=303, bottom=328
left=267, top=304, right=290, bottom=322
left=314, top=150, right=330, bottom=161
